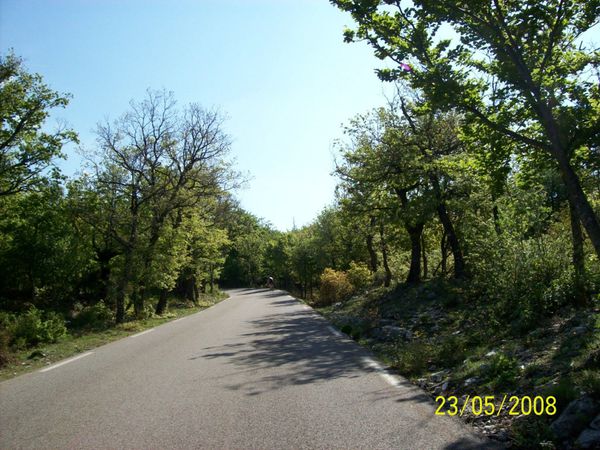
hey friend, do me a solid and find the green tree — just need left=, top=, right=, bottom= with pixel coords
left=221, top=208, right=271, bottom=287
left=0, top=182, right=94, bottom=311
left=91, top=89, right=234, bottom=322
left=337, top=106, right=436, bottom=284
left=0, top=52, right=77, bottom=196
left=333, top=0, right=600, bottom=258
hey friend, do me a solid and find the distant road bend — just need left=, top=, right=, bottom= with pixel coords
left=0, top=289, right=499, bottom=449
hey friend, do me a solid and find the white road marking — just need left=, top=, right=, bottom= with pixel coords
left=172, top=317, right=185, bottom=323
left=40, top=352, right=93, bottom=373
left=130, top=329, right=154, bottom=338
left=327, top=326, right=344, bottom=338
left=361, top=357, right=402, bottom=388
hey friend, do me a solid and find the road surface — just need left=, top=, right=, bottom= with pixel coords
left=0, top=289, right=499, bottom=449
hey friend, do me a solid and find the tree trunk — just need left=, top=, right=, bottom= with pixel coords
left=428, top=174, right=466, bottom=280
left=406, top=223, right=424, bottom=284
left=366, top=234, right=378, bottom=273
left=116, top=184, right=139, bottom=324
left=440, top=232, right=448, bottom=276
left=367, top=216, right=379, bottom=272
left=155, top=289, right=169, bottom=315
left=436, top=202, right=466, bottom=279
left=539, top=105, right=600, bottom=258
left=192, top=278, right=199, bottom=304
left=133, top=289, right=144, bottom=319
left=492, top=204, right=501, bottom=235
left=115, top=247, right=133, bottom=324
left=379, top=222, right=392, bottom=287
left=96, top=248, right=117, bottom=302
left=569, top=201, right=587, bottom=305
left=421, top=233, right=428, bottom=279
left=559, top=156, right=600, bottom=258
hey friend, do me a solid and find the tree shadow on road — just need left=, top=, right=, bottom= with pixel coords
left=271, top=298, right=298, bottom=306
left=237, top=288, right=272, bottom=295
left=190, top=304, right=502, bottom=448
left=197, top=310, right=369, bottom=391
left=196, top=308, right=432, bottom=407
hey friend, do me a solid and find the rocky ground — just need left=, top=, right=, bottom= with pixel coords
left=317, top=283, right=600, bottom=449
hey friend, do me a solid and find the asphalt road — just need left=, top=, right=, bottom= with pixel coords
left=0, top=289, right=499, bottom=449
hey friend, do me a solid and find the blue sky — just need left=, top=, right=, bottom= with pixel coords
left=0, top=0, right=394, bottom=230
left=3, top=1, right=597, bottom=231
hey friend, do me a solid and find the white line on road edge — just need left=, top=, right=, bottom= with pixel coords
left=172, top=317, right=185, bottom=323
left=327, top=326, right=344, bottom=338
left=361, top=357, right=402, bottom=388
left=40, top=352, right=93, bottom=373
left=130, top=329, right=154, bottom=338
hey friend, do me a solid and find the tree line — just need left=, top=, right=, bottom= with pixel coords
left=224, top=0, right=599, bottom=330
left=0, top=52, right=246, bottom=336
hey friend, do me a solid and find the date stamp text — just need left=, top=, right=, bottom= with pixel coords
left=434, top=395, right=557, bottom=417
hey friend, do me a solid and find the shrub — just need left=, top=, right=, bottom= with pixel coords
left=9, top=307, right=67, bottom=348
left=347, top=262, right=372, bottom=291
left=70, top=301, right=114, bottom=330
left=483, top=353, right=519, bottom=388
left=318, top=268, right=353, bottom=306
left=393, top=341, right=434, bottom=376
left=437, top=335, right=468, bottom=368
left=0, top=327, right=11, bottom=367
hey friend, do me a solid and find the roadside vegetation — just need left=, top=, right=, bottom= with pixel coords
left=0, top=52, right=238, bottom=375
left=0, top=292, right=227, bottom=381
left=1, top=0, right=598, bottom=447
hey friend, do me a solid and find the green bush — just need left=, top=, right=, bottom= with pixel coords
left=9, top=307, right=67, bottom=348
left=393, top=341, right=433, bottom=376
left=484, top=353, right=519, bottom=388
left=468, top=221, right=574, bottom=332
left=0, top=327, right=10, bottom=367
left=347, top=262, right=372, bottom=291
left=437, top=335, right=468, bottom=368
left=318, top=268, right=353, bottom=306
left=70, top=301, right=114, bottom=330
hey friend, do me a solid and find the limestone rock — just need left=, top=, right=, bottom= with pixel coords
left=550, top=396, right=600, bottom=441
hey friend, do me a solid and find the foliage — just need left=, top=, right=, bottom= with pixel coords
left=346, top=261, right=372, bottom=291
left=69, top=302, right=114, bottom=330
left=3, top=307, right=67, bottom=349
left=0, top=182, right=95, bottom=311
left=332, top=0, right=600, bottom=259
left=393, top=340, right=433, bottom=376
left=0, top=51, right=77, bottom=196
left=318, top=268, right=354, bottom=306
left=483, top=353, right=520, bottom=389
left=0, top=326, right=10, bottom=367
left=466, top=182, right=578, bottom=331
